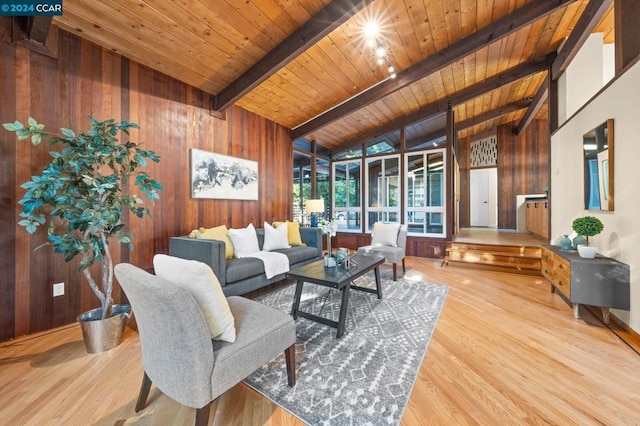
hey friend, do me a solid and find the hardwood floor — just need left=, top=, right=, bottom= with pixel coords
left=1, top=258, right=639, bottom=425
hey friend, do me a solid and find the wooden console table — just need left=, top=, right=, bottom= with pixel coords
left=541, top=245, right=630, bottom=323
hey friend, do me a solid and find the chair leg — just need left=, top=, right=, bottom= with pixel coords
left=392, top=263, right=397, bottom=281
left=402, top=258, right=406, bottom=273
left=135, top=372, right=152, bottom=412
left=195, top=403, right=212, bottom=426
left=285, top=344, right=296, bottom=386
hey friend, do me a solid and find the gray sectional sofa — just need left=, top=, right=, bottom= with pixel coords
left=169, top=226, right=322, bottom=296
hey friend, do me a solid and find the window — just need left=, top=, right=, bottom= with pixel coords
left=365, top=155, right=400, bottom=232
left=333, top=146, right=363, bottom=161
left=405, top=112, right=447, bottom=151
left=405, top=149, right=445, bottom=237
left=366, top=129, right=400, bottom=155
left=316, top=157, right=330, bottom=217
left=332, top=160, right=361, bottom=232
left=292, top=152, right=312, bottom=223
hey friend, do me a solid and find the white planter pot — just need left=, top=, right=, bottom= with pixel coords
left=577, top=245, right=597, bottom=259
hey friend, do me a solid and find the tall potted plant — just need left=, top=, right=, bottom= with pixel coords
left=571, top=216, right=604, bottom=258
left=3, top=116, right=162, bottom=352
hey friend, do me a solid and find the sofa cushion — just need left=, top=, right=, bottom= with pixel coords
left=197, top=225, right=234, bottom=259
left=371, top=222, right=400, bottom=246
left=225, top=257, right=266, bottom=284
left=275, top=245, right=320, bottom=265
left=229, top=223, right=260, bottom=258
left=153, top=254, right=236, bottom=342
left=273, top=220, right=305, bottom=246
left=263, top=221, right=290, bottom=251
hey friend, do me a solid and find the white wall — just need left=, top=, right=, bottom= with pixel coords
left=551, top=59, right=640, bottom=333
left=603, top=43, right=615, bottom=84
left=566, top=34, right=605, bottom=119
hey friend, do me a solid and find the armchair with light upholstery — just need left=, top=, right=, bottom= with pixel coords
left=114, top=263, right=296, bottom=426
left=357, top=223, right=408, bottom=280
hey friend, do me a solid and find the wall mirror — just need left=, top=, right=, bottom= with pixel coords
left=583, top=119, right=614, bottom=211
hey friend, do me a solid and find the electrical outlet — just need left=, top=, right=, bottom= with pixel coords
left=53, top=282, right=65, bottom=297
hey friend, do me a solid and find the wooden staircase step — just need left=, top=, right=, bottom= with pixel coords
left=448, top=243, right=541, bottom=257
left=445, top=242, right=542, bottom=276
left=446, top=260, right=543, bottom=276
left=447, top=250, right=541, bottom=264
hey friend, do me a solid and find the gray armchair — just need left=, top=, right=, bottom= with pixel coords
left=114, top=263, right=296, bottom=425
left=357, top=223, right=408, bottom=280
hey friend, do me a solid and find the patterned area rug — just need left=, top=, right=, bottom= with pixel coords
left=244, top=275, right=448, bottom=426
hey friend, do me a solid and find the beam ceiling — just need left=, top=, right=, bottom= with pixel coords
left=50, top=1, right=614, bottom=149
left=291, top=0, right=576, bottom=139
left=213, top=0, right=374, bottom=112
left=552, top=0, right=613, bottom=79
left=335, top=55, right=553, bottom=153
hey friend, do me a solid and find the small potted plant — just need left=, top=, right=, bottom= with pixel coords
left=571, top=216, right=604, bottom=258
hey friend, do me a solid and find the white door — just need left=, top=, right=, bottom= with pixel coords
left=470, top=169, right=491, bottom=227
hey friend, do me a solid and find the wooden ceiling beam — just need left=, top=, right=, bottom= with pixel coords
left=515, top=77, right=549, bottom=135
left=332, top=55, right=553, bottom=154
left=551, top=0, right=613, bottom=80
left=11, top=16, right=57, bottom=58
left=404, top=100, right=532, bottom=147
left=212, top=0, right=374, bottom=111
left=459, top=100, right=531, bottom=132
left=293, top=0, right=576, bottom=139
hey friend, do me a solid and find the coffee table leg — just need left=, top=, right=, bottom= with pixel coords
left=374, top=266, right=382, bottom=299
left=336, top=286, right=350, bottom=338
left=291, top=280, right=304, bottom=319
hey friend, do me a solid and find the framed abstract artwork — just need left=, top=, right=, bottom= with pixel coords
left=190, top=148, right=258, bottom=200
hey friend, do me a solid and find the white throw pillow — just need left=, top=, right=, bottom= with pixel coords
left=229, top=223, right=260, bottom=258
left=153, top=254, right=236, bottom=342
left=263, top=221, right=290, bottom=251
left=371, top=222, right=400, bottom=247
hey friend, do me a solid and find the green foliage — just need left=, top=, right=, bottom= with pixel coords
left=572, top=216, right=604, bottom=246
left=4, top=116, right=162, bottom=317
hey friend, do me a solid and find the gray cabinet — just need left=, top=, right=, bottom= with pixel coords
left=541, top=245, right=630, bottom=323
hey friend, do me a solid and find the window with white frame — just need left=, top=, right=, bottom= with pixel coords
left=332, top=160, right=362, bottom=232
left=405, top=149, right=445, bottom=237
left=365, top=155, right=400, bottom=232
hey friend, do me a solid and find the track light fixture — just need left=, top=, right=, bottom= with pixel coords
left=363, top=20, right=396, bottom=79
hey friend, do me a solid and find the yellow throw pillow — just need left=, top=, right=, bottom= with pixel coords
left=273, top=221, right=305, bottom=246
left=188, top=229, right=200, bottom=238
left=197, top=225, right=234, bottom=259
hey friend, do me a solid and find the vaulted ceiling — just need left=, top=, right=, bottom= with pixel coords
left=52, top=0, right=614, bottom=152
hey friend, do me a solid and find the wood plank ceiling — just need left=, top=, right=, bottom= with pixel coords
left=52, top=0, right=614, bottom=152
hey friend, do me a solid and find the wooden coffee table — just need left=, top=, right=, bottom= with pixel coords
left=288, top=253, right=385, bottom=338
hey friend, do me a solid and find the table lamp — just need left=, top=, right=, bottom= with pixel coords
left=305, top=199, right=324, bottom=227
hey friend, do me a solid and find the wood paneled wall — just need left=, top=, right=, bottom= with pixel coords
left=458, top=120, right=549, bottom=230
left=0, top=20, right=292, bottom=342
left=496, top=120, right=549, bottom=230
left=458, top=134, right=471, bottom=228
